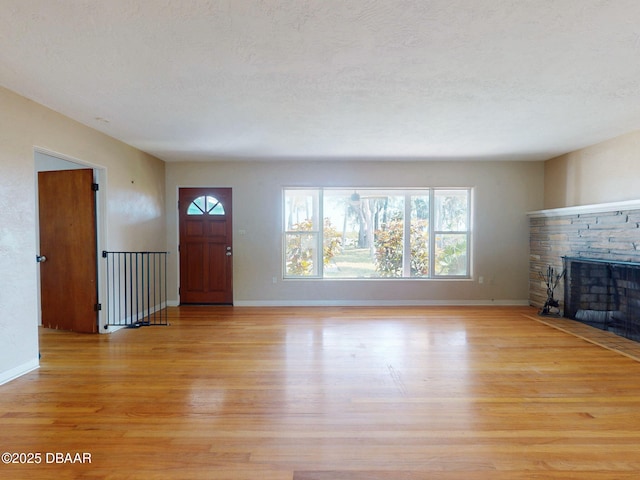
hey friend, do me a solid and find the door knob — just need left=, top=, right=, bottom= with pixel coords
left=36, top=255, right=47, bottom=263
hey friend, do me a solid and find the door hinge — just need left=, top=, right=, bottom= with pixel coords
left=92, top=183, right=99, bottom=191
left=94, top=303, right=102, bottom=312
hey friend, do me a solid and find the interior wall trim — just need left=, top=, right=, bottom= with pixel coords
left=0, top=359, right=39, bottom=386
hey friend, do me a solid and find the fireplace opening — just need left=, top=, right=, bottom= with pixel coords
left=563, top=257, right=640, bottom=342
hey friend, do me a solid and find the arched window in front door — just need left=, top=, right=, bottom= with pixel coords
left=187, top=196, right=225, bottom=216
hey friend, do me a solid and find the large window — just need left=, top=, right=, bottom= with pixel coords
left=283, top=188, right=471, bottom=279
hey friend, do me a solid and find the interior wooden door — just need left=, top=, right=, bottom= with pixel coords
left=38, top=169, right=98, bottom=333
left=179, top=188, right=233, bottom=304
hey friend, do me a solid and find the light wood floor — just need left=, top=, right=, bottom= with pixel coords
left=2, top=306, right=640, bottom=479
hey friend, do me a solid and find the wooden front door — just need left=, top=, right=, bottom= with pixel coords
left=38, top=169, right=98, bottom=333
left=179, top=188, right=233, bottom=304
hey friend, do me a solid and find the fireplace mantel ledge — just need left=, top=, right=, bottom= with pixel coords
left=527, top=199, right=640, bottom=218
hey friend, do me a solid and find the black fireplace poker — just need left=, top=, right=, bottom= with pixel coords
left=539, top=265, right=565, bottom=317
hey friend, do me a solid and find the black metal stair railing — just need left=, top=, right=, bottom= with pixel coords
left=102, top=251, right=169, bottom=327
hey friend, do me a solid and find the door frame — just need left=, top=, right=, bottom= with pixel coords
left=34, top=147, right=107, bottom=332
left=176, top=186, right=234, bottom=305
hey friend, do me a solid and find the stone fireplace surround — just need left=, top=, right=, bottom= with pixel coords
left=529, top=200, right=640, bottom=340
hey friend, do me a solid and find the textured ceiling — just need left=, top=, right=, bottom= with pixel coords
left=2, top=0, right=640, bottom=162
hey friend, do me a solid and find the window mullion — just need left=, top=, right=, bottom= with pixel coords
left=317, top=188, right=323, bottom=278
left=428, top=188, right=435, bottom=278
left=403, top=195, right=411, bottom=277
left=466, top=192, right=472, bottom=277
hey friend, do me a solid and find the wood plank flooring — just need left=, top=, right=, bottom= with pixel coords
left=2, top=306, right=640, bottom=479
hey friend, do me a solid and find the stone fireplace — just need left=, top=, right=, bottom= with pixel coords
left=563, top=256, right=640, bottom=342
left=529, top=201, right=640, bottom=341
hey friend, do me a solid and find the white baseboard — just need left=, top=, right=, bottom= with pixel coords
left=0, top=358, right=40, bottom=386
left=233, top=299, right=530, bottom=307
left=101, top=324, right=126, bottom=334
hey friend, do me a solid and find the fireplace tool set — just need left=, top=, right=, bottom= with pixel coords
left=539, top=265, right=565, bottom=316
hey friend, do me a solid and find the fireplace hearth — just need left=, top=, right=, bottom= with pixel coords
left=563, top=257, right=640, bottom=342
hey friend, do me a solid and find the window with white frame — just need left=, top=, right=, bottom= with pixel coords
left=283, top=188, right=471, bottom=279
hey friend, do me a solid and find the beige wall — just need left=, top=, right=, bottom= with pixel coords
left=0, top=86, right=166, bottom=384
left=166, top=159, right=544, bottom=306
left=544, top=130, right=640, bottom=209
